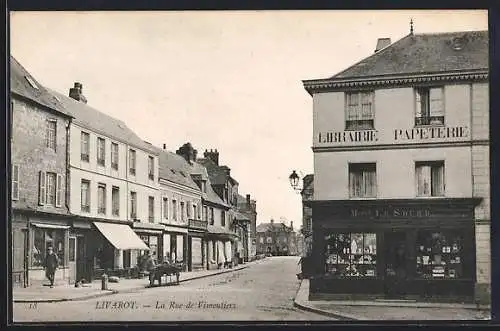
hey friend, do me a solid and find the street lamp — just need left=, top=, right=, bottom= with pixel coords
left=289, top=170, right=303, bottom=193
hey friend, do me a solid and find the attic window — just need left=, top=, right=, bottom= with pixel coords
left=25, top=76, right=39, bottom=89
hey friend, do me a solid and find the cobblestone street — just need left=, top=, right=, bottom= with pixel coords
left=13, top=256, right=333, bottom=322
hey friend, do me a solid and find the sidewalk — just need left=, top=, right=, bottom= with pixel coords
left=293, top=279, right=491, bottom=321
left=14, top=259, right=264, bottom=303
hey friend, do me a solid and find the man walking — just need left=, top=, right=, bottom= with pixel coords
left=44, top=246, right=59, bottom=288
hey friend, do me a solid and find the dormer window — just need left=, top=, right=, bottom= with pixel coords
left=345, top=91, right=375, bottom=130
left=415, top=87, right=444, bottom=126
left=201, top=181, right=207, bottom=193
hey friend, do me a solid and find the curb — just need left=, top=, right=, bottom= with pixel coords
left=14, top=263, right=251, bottom=303
left=293, top=299, right=361, bottom=321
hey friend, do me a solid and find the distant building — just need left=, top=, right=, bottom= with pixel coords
left=237, top=194, right=257, bottom=261
left=256, top=220, right=296, bottom=256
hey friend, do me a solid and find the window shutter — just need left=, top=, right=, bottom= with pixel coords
left=429, top=88, right=444, bottom=117
left=56, top=174, right=63, bottom=207
left=12, top=165, right=19, bottom=200
left=39, top=171, right=46, bottom=205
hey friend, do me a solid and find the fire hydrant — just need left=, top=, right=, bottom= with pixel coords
left=101, top=273, right=108, bottom=290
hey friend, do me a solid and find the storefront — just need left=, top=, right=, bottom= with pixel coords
left=188, top=219, right=208, bottom=271
left=309, top=198, right=480, bottom=302
left=132, top=222, right=165, bottom=263
left=162, top=225, right=188, bottom=271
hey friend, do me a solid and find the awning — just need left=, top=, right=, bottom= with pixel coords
left=32, top=223, right=70, bottom=230
left=93, top=222, right=150, bottom=250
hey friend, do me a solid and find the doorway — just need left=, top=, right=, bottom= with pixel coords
left=384, top=231, right=408, bottom=298
left=76, top=236, right=88, bottom=281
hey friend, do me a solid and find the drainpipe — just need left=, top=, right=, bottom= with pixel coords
left=65, top=120, right=72, bottom=214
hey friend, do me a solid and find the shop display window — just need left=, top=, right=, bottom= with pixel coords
left=32, top=227, right=66, bottom=267
left=416, top=231, right=463, bottom=279
left=325, top=233, right=377, bottom=277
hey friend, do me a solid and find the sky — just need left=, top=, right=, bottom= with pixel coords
left=10, top=10, right=488, bottom=228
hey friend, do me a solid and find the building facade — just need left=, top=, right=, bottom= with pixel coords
left=51, top=83, right=158, bottom=281
left=237, top=194, right=258, bottom=261
left=256, top=220, right=296, bottom=256
left=11, top=56, right=74, bottom=287
left=301, top=174, right=314, bottom=256
left=303, top=30, right=489, bottom=303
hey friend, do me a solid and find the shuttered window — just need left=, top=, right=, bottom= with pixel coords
left=416, top=161, right=445, bottom=197
left=349, top=163, right=377, bottom=198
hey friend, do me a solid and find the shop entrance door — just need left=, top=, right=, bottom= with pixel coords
left=384, top=231, right=408, bottom=298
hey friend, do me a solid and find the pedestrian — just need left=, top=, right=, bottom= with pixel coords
left=146, top=252, right=156, bottom=286
left=44, top=246, right=59, bottom=288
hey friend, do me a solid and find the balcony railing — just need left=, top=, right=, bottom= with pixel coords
left=188, top=219, right=208, bottom=230
left=415, top=116, right=444, bottom=126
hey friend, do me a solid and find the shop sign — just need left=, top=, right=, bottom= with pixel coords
left=318, top=130, right=378, bottom=143
left=350, top=206, right=431, bottom=218
left=394, top=126, right=468, bottom=141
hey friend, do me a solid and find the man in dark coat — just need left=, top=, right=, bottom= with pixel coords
left=44, top=247, right=59, bottom=288
left=146, top=252, right=157, bottom=286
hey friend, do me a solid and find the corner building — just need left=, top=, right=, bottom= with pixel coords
left=303, top=31, right=489, bottom=303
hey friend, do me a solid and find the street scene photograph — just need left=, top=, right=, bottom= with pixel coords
left=9, top=9, right=491, bottom=322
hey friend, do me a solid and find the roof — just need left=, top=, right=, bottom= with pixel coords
left=233, top=210, right=250, bottom=221
left=197, top=158, right=239, bottom=186
left=236, top=194, right=256, bottom=205
left=330, top=31, right=488, bottom=80
left=48, top=88, right=158, bottom=154
left=256, top=222, right=292, bottom=233
left=10, top=56, right=71, bottom=117
left=207, top=225, right=235, bottom=236
left=152, top=146, right=200, bottom=191
left=191, top=161, right=230, bottom=208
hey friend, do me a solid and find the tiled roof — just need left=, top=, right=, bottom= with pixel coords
left=10, top=56, right=71, bottom=117
left=236, top=194, right=256, bottom=205
left=256, top=222, right=292, bottom=233
left=152, top=146, right=200, bottom=191
left=330, top=31, right=488, bottom=80
left=197, top=158, right=239, bottom=186
left=233, top=210, right=250, bottom=221
left=191, top=162, right=230, bottom=208
left=48, top=88, right=158, bottom=154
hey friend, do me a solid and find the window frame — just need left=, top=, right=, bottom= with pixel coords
left=414, top=86, right=445, bottom=127
left=46, top=119, right=57, bottom=151
left=148, top=156, right=154, bottom=180
left=97, top=137, right=106, bottom=167
left=97, top=183, right=107, bottom=215
left=348, top=162, right=377, bottom=198
left=162, top=197, right=169, bottom=220
left=111, top=186, right=120, bottom=216
left=111, top=142, right=119, bottom=170
left=81, top=179, right=90, bottom=212
left=129, top=149, right=136, bottom=175
left=80, top=131, right=90, bottom=162
left=415, top=160, right=445, bottom=197
left=148, top=196, right=155, bottom=223
left=130, top=191, right=137, bottom=219
left=344, top=91, right=375, bottom=131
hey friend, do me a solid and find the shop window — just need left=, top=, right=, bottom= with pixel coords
left=416, top=231, right=464, bottom=279
left=415, top=87, right=444, bottom=126
left=416, top=161, right=445, bottom=197
left=32, top=227, right=66, bottom=268
left=345, top=91, right=375, bottom=130
left=81, top=131, right=90, bottom=162
left=69, top=237, right=76, bottom=262
left=325, top=233, right=377, bottom=278
left=349, top=163, right=376, bottom=198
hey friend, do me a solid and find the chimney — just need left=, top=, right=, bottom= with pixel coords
left=290, top=221, right=294, bottom=230
left=374, top=38, right=391, bottom=53
left=246, top=194, right=251, bottom=208
left=270, top=219, right=274, bottom=224
left=176, top=142, right=196, bottom=164
left=204, top=149, right=219, bottom=165
left=163, top=144, right=166, bottom=150
left=193, top=149, right=198, bottom=161
left=69, top=82, right=87, bottom=104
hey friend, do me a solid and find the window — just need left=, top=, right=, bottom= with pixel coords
left=416, top=231, right=465, bottom=279
left=129, top=149, right=136, bottom=175
left=148, top=196, right=155, bottom=223
left=201, top=181, right=207, bottom=193
left=259, top=237, right=264, bottom=244
left=81, top=180, right=90, bottom=212
left=221, top=210, right=226, bottom=226
left=192, top=204, right=197, bottom=220
left=416, top=161, right=445, bottom=197
left=210, top=207, right=214, bottom=225
left=46, top=120, right=57, bottom=150
left=12, top=164, right=19, bottom=200
left=69, top=237, right=76, bottom=262
left=39, top=171, right=62, bottom=207
left=197, top=205, right=201, bottom=220
left=163, top=198, right=168, bottom=219
left=32, top=227, right=66, bottom=267
left=186, top=202, right=191, bottom=219
left=97, top=137, right=105, bottom=166
left=148, top=156, right=154, bottom=180
left=203, top=206, right=208, bottom=222
left=325, top=233, right=377, bottom=278
left=180, top=202, right=185, bottom=221
left=172, top=200, right=178, bottom=221
left=98, top=183, right=106, bottom=214
left=111, top=142, right=119, bottom=170
left=112, top=186, right=120, bottom=216
left=415, top=87, right=444, bottom=126
left=81, top=132, right=90, bottom=162
left=349, top=163, right=376, bottom=198
left=130, top=191, right=137, bottom=219
left=345, top=91, right=375, bottom=130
